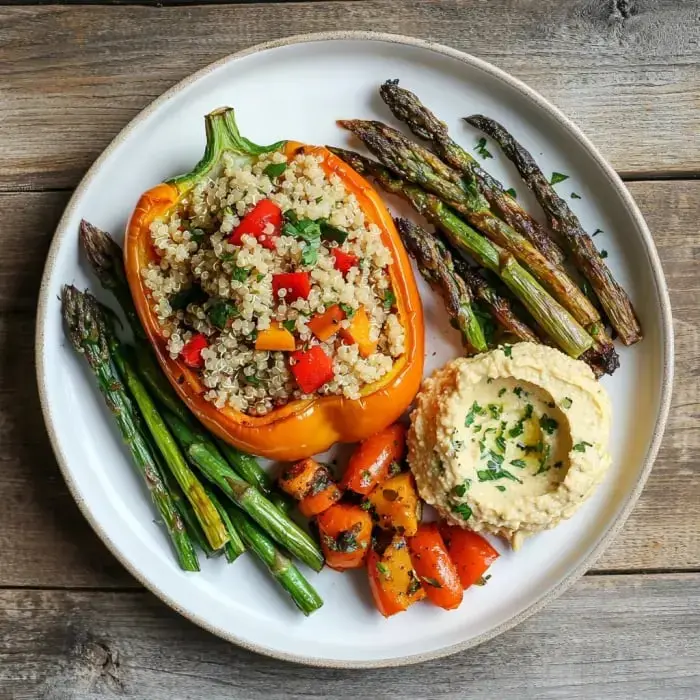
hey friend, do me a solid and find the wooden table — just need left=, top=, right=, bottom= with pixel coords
left=1, top=1, right=698, bottom=697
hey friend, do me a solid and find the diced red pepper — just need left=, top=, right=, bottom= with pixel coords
left=331, top=248, right=359, bottom=274
left=290, top=345, right=334, bottom=394
left=272, top=271, right=311, bottom=302
left=181, top=333, right=208, bottom=369
left=230, top=199, right=282, bottom=250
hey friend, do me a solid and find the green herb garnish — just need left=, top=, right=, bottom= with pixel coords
left=540, top=414, right=559, bottom=435
left=376, top=562, right=389, bottom=576
left=169, top=285, right=207, bottom=311
left=474, top=137, right=492, bottom=159
left=452, top=479, right=471, bottom=498
left=513, top=386, right=524, bottom=398
left=320, top=221, right=349, bottom=244
left=208, top=300, right=238, bottom=330
left=593, top=228, right=603, bottom=237
left=571, top=192, right=581, bottom=199
left=465, top=401, right=484, bottom=427
left=562, top=397, right=573, bottom=409
left=535, top=444, right=552, bottom=475
left=339, top=303, right=355, bottom=318
left=488, top=404, right=502, bottom=419
left=282, top=319, right=296, bottom=333
left=505, top=187, right=517, bottom=199
left=263, top=162, right=287, bottom=179
left=422, top=576, right=443, bottom=588
left=189, top=228, right=205, bottom=244
left=243, top=374, right=261, bottom=387
left=495, top=485, right=506, bottom=492
left=600, top=249, right=609, bottom=259
left=301, top=240, right=320, bottom=265
left=550, top=172, right=569, bottom=185
left=383, top=288, right=396, bottom=311
left=451, top=503, right=473, bottom=521
left=573, top=441, right=592, bottom=453
left=495, top=435, right=507, bottom=452
left=510, top=458, right=526, bottom=468
left=498, top=387, right=507, bottom=398
left=502, top=345, right=512, bottom=357
left=231, top=266, right=249, bottom=282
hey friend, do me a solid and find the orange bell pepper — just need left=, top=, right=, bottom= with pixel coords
left=439, top=524, right=500, bottom=589
left=125, top=107, right=424, bottom=461
left=366, top=471, right=422, bottom=536
left=317, top=503, right=372, bottom=570
left=340, top=306, right=377, bottom=358
left=307, top=304, right=345, bottom=341
left=367, top=535, right=425, bottom=617
left=255, top=324, right=296, bottom=352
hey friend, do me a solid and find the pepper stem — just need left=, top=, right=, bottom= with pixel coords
left=169, top=107, right=286, bottom=189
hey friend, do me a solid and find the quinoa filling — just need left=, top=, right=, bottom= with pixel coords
left=142, top=149, right=406, bottom=416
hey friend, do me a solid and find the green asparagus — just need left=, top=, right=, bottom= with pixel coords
left=61, top=286, right=200, bottom=571
left=394, top=217, right=488, bottom=353
left=378, top=80, right=566, bottom=265
left=205, top=488, right=246, bottom=563
left=465, top=114, right=642, bottom=346
left=227, top=507, right=323, bottom=615
left=329, top=148, right=593, bottom=358
left=163, top=410, right=324, bottom=572
left=337, top=118, right=600, bottom=329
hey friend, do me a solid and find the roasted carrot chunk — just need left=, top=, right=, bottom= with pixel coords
left=278, top=458, right=321, bottom=501
left=307, top=304, right=345, bottom=342
left=299, top=469, right=343, bottom=518
left=317, top=503, right=372, bottom=570
left=255, top=323, right=296, bottom=351
left=340, top=306, right=377, bottom=358
left=439, top=524, right=500, bottom=589
left=341, top=422, right=406, bottom=495
left=367, top=471, right=422, bottom=536
left=407, top=523, right=463, bottom=610
left=367, top=535, right=425, bottom=617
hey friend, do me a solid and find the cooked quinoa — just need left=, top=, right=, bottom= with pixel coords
left=142, top=149, right=406, bottom=416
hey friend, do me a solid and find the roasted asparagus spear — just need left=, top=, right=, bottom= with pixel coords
left=379, top=79, right=566, bottom=265
left=465, top=115, right=642, bottom=345
left=395, top=217, right=488, bottom=354
left=61, top=286, right=200, bottom=570
left=337, top=118, right=600, bottom=329
left=329, top=147, right=593, bottom=359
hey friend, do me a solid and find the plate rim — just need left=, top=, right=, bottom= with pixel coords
left=35, top=30, right=675, bottom=668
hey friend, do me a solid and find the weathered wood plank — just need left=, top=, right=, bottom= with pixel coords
left=0, top=181, right=697, bottom=586
left=0, top=0, right=697, bottom=190
left=0, top=574, right=699, bottom=698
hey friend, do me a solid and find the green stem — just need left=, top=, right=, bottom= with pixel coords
left=163, top=410, right=324, bottom=572
left=227, top=508, right=323, bottom=616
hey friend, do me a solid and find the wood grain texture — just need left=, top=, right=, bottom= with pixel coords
left=0, top=0, right=698, bottom=190
left=0, top=181, right=696, bottom=587
left=1, top=574, right=699, bottom=698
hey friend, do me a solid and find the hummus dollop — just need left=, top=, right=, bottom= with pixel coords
left=408, top=343, right=612, bottom=549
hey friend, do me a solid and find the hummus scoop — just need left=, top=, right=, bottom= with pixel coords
left=408, top=343, right=612, bottom=549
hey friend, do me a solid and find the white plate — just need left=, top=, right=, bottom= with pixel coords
left=36, top=32, right=673, bottom=667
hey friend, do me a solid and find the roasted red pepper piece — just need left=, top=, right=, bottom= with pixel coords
left=331, top=248, right=359, bottom=274
left=180, top=333, right=208, bottom=368
left=407, top=523, right=463, bottom=610
left=230, top=199, right=282, bottom=250
left=439, top=524, right=500, bottom=589
left=272, top=271, right=311, bottom=302
left=290, top=345, right=334, bottom=393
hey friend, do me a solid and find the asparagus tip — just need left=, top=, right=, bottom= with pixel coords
left=79, top=220, right=124, bottom=287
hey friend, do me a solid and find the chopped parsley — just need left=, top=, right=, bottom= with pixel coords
left=510, top=458, right=526, bottom=468
left=376, top=562, right=389, bottom=576
left=451, top=503, right=473, bottom=521
left=550, top=171, right=569, bottom=185
left=383, top=289, right=396, bottom=311
left=243, top=374, right=261, bottom=387
left=498, top=387, right=507, bottom=398
left=487, top=378, right=494, bottom=384
left=488, top=404, right=502, bottom=419
left=477, top=467, right=521, bottom=484
left=320, top=221, right=349, bottom=244
left=593, top=228, right=603, bottom=237
left=508, top=421, right=524, bottom=438
left=189, top=228, right=205, bottom=244
left=495, top=485, right=506, bottom=492
left=513, top=386, right=524, bottom=398
left=339, top=303, right=355, bottom=318
left=263, top=162, right=287, bottom=179
left=505, top=187, right=517, bottom=199
left=540, top=414, right=559, bottom=435
left=208, top=300, right=238, bottom=330
left=535, top=444, right=552, bottom=475
left=488, top=450, right=504, bottom=466
left=573, top=441, right=593, bottom=453
left=600, top=249, right=609, bottom=259
left=169, top=285, right=206, bottom=310
left=561, top=397, right=573, bottom=409
left=502, top=345, right=512, bottom=358
left=571, top=192, right=582, bottom=199
left=422, top=577, right=443, bottom=588
left=465, top=401, right=484, bottom=427
left=495, top=435, right=507, bottom=452
left=282, top=319, right=297, bottom=333
left=474, top=137, right=493, bottom=159
left=231, top=266, right=249, bottom=282
left=452, top=479, right=471, bottom=498
left=301, top=240, right=320, bottom=265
